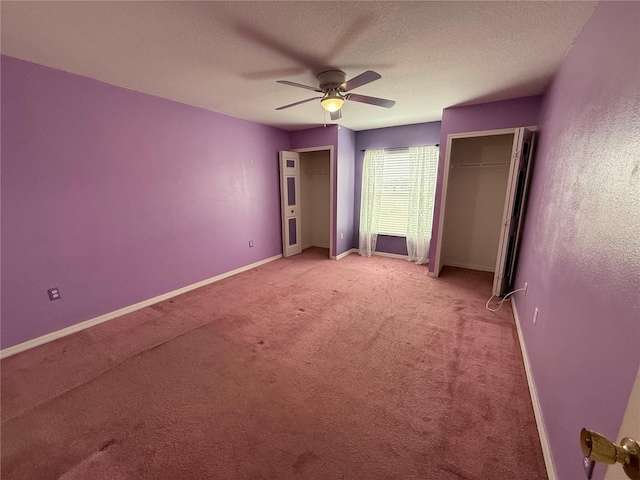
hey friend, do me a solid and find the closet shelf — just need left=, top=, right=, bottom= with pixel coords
left=451, top=162, right=510, bottom=169
left=304, top=169, right=330, bottom=175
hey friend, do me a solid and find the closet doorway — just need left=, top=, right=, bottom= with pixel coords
left=279, top=146, right=334, bottom=259
left=299, top=150, right=331, bottom=256
left=433, top=127, right=535, bottom=295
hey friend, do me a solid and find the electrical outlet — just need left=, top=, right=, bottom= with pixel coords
left=523, top=282, right=528, bottom=295
left=340, top=233, right=344, bottom=239
left=249, top=240, right=254, bottom=247
left=48, top=288, right=61, bottom=301
left=533, top=307, right=539, bottom=325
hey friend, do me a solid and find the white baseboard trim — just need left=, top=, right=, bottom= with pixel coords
left=511, top=299, right=557, bottom=480
left=333, top=248, right=357, bottom=260
left=0, top=254, right=283, bottom=359
left=443, top=261, right=495, bottom=273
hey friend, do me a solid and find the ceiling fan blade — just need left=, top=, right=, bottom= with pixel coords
left=277, top=80, right=323, bottom=93
left=341, top=70, right=381, bottom=92
left=275, top=97, right=321, bottom=110
left=243, top=67, right=307, bottom=81
left=236, top=23, right=323, bottom=70
left=330, top=110, right=342, bottom=121
left=346, top=93, right=395, bottom=108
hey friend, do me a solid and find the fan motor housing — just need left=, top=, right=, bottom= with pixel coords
left=317, top=70, right=346, bottom=91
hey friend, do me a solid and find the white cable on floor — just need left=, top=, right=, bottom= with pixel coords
left=485, top=286, right=527, bottom=312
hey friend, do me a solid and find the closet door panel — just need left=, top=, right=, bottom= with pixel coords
left=279, top=151, right=302, bottom=257
left=492, top=128, right=535, bottom=295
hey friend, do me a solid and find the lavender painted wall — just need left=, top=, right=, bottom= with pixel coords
left=289, top=126, right=338, bottom=152
left=374, top=236, right=409, bottom=257
left=354, top=122, right=441, bottom=255
left=337, top=126, right=356, bottom=256
left=428, top=96, right=542, bottom=271
left=1, top=56, right=291, bottom=349
left=512, top=3, right=640, bottom=480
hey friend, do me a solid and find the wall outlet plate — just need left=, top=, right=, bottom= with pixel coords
left=583, top=457, right=594, bottom=479
left=249, top=240, right=253, bottom=247
left=48, top=288, right=61, bottom=301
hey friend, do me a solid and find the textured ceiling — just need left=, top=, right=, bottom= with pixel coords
left=1, top=1, right=596, bottom=132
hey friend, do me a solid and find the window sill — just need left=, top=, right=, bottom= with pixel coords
left=377, top=233, right=407, bottom=238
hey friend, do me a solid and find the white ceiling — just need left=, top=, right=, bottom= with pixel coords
left=1, top=1, right=596, bottom=132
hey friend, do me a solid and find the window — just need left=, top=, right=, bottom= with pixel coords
left=376, top=150, right=415, bottom=236
left=359, top=145, right=439, bottom=264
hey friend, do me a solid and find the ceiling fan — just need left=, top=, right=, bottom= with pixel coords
left=275, top=70, right=395, bottom=120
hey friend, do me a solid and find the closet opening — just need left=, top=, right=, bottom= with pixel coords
left=433, top=127, right=535, bottom=296
left=298, top=149, right=331, bottom=259
left=294, top=146, right=334, bottom=258
left=442, top=133, right=514, bottom=273
left=279, top=146, right=334, bottom=259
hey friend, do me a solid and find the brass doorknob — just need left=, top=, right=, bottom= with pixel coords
left=581, top=428, right=640, bottom=480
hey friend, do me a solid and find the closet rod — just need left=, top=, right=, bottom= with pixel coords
left=451, top=162, right=510, bottom=168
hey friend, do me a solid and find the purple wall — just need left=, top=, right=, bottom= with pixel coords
left=354, top=122, right=441, bottom=255
left=428, top=96, right=542, bottom=271
left=337, top=126, right=356, bottom=256
left=513, top=3, right=640, bottom=480
left=289, top=126, right=338, bottom=152
left=1, top=56, right=291, bottom=349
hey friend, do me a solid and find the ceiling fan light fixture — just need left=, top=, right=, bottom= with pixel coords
left=321, top=90, right=345, bottom=112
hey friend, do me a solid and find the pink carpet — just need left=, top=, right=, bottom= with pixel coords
left=1, top=248, right=547, bottom=479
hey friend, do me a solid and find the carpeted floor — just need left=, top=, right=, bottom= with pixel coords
left=1, top=248, right=547, bottom=479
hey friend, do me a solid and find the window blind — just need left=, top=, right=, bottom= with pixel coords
left=377, top=150, right=414, bottom=236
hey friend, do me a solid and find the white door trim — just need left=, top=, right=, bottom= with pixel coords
left=292, top=145, right=335, bottom=259
left=432, top=127, right=519, bottom=277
